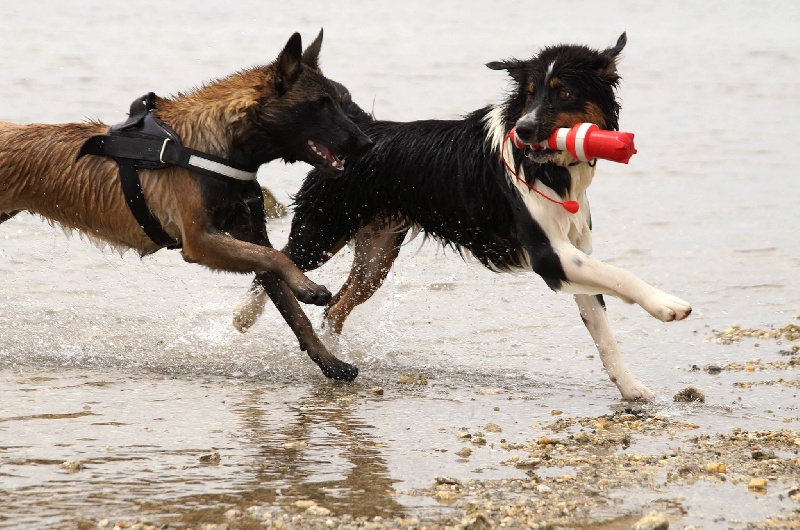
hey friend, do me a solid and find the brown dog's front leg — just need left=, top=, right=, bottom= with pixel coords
left=258, top=272, right=358, bottom=381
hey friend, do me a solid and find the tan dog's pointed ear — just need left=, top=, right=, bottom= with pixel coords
left=302, top=29, right=323, bottom=70
left=599, top=32, right=626, bottom=81
left=275, top=32, right=303, bottom=94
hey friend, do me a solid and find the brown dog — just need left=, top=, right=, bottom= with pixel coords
left=0, top=30, right=372, bottom=380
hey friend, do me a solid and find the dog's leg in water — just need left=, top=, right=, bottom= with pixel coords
left=233, top=281, right=270, bottom=333
left=575, top=294, right=654, bottom=400
left=233, top=236, right=349, bottom=333
left=259, top=272, right=358, bottom=381
left=325, top=220, right=408, bottom=334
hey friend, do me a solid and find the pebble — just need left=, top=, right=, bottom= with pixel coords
left=199, top=452, right=221, bottom=464
left=514, top=457, right=542, bottom=468
left=673, top=387, right=705, bottom=403
left=397, top=374, right=428, bottom=385
left=460, top=512, right=492, bottom=530
left=632, top=511, right=669, bottom=530
left=748, top=478, right=768, bottom=491
left=60, top=460, right=83, bottom=473
left=456, top=447, right=473, bottom=458
left=751, top=449, right=776, bottom=460
left=368, top=386, right=384, bottom=396
left=706, top=462, right=727, bottom=473
left=282, top=441, right=308, bottom=450
left=434, top=490, right=458, bottom=502
left=456, top=428, right=472, bottom=439
left=305, top=505, right=331, bottom=516
left=484, top=423, right=502, bottom=433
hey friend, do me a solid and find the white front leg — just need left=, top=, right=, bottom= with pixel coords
left=555, top=245, right=692, bottom=322
left=574, top=294, right=654, bottom=400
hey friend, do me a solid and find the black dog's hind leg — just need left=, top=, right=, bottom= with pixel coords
left=324, top=218, right=408, bottom=334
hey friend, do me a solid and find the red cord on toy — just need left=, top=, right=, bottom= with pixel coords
left=502, top=132, right=580, bottom=214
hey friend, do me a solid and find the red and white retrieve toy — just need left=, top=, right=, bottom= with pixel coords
left=509, top=122, right=637, bottom=164
left=503, top=123, right=638, bottom=213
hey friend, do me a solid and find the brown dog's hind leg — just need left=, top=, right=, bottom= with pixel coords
left=260, top=271, right=358, bottom=381
left=325, top=219, right=408, bottom=334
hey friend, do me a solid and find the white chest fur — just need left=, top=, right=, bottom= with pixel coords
left=501, top=137, right=596, bottom=256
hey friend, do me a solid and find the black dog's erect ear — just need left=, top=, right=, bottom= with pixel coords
left=302, top=29, right=323, bottom=70
left=275, top=32, right=303, bottom=94
left=599, top=32, right=627, bottom=81
left=486, top=59, right=526, bottom=83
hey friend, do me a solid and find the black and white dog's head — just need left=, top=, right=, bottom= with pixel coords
left=488, top=33, right=626, bottom=164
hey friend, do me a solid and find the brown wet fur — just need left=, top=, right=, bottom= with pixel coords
left=0, top=31, right=365, bottom=382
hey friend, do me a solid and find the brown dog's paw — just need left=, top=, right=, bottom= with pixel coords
left=320, top=360, right=359, bottom=382
left=295, top=283, right=333, bottom=306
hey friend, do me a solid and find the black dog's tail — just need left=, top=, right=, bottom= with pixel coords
left=330, top=80, right=375, bottom=125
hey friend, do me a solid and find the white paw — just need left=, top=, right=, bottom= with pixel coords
left=232, top=285, right=268, bottom=333
left=643, top=291, right=692, bottom=322
left=617, top=379, right=655, bottom=401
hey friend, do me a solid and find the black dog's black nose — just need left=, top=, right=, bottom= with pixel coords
left=514, top=120, right=536, bottom=143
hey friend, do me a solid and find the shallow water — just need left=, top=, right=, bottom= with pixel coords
left=1, top=1, right=799, bottom=528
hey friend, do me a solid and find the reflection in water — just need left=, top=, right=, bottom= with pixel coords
left=132, top=384, right=406, bottom=527
left=233, top=384, right=404, bottom=518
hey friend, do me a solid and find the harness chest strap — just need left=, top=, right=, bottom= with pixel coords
left=79, top=134, right=258, bottom=182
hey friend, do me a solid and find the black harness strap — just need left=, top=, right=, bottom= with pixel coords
left=116, top=158, right=180, bottom=248
left=76, top=92, right=258, bottom=250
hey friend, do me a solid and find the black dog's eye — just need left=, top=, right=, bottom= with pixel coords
left=557, top=89, right=570, bottom=100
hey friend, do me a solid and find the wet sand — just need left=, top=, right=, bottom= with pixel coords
left=2, top=329, right=799, bottom=529
left=1, top=1, right=799, bottom=528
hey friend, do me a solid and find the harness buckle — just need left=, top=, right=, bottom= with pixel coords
left=159, top=138, right=171, bottom=164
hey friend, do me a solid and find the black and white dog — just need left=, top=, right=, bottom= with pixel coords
left=234, top=33, right=691, bottom=399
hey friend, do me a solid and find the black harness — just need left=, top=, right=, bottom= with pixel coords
left=77, top=92, right=259, bottom=249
